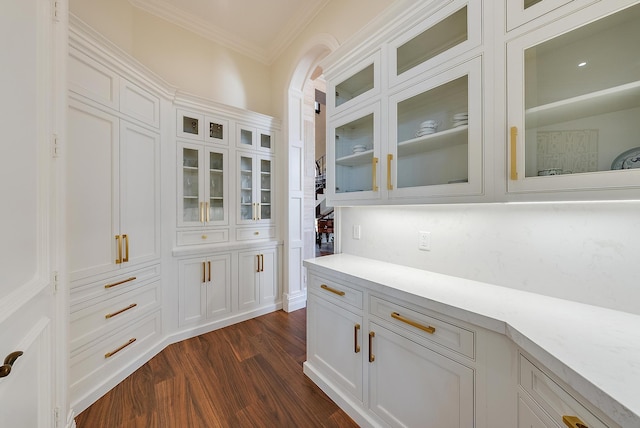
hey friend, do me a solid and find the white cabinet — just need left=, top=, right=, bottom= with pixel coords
left=177, top=141, right=229, bottom=245
left=68, top=99, right=160, bottom=282
left=506, top=1, right=640, bottom=197
left=237, top=152, right=274, bottom=225
left=506, top=0, right=599, bottom=31
left=236, top=123, right=275, bottom=153
left=178, top=254, right=231, bottom=326
left=238, top=247, right=278, bottom=311
left=177, top=109, right=229, bottom=145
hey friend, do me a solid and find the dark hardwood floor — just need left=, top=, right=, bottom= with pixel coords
left=75, top=308, right=358, bottom=428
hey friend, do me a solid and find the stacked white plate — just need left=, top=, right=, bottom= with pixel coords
left=352, top=144, right=367, bottom=154
left=452, top=112, right=468, bottom=128
left=415, top=119, right=439, bottom=137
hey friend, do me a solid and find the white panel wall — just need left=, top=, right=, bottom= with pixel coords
left=339, top=201, right=640, bottom=315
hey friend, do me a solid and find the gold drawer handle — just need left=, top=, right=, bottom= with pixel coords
left=391, top=312, right=435, bottom=334
left=563, top=416, right=588, bottom=428
left=510, top=126, right=518, bottom=180
left=105, top=303, right=137, bottom=319
left=320, top=284, right=345, bottom=296
left=354, top=323, right=361, bottom=354
left=104, top=276, right=137, bottom=289
left=369, top=331, right=375, bottom=362
left=104, top=338, right=136, bottom=358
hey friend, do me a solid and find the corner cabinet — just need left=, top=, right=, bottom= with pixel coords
left=506, top=0, right=640, bottom=197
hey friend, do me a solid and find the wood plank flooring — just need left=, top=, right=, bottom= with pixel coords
left=75, top=309, right=358, bottom=428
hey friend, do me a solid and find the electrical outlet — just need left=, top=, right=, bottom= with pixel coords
left=353, top=225, right=361, bottom=240
left=418, top=231, right=431, bottom=251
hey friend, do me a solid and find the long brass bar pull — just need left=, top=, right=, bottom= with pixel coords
left=202, top=262, right=206, bottom=283
left=257, top=203, right=261, bottom=220
left=105, top=303, right=137, bottom=319
left=105, top=338, right=136, bottom=358
left=199, top=202, right=204, bottom=223
left=260, top=254, right=264, bottom=272
left=562, top=416, right=588, bottom=428
left=510, top=126, right=518, bottom=180
left=320, top=284, right=345, bottom=296
left=387, top=154, right=393, bottom=190
left=206, top=202, right=210, bottom=222
left=368, top=332, right=375, bottom=362
left=115, top=235, right=122, bottom=264
left=372, top=157, right=379, bottom=191
left=391, top=312, right=436, bottom=334
left=354, top=324, right=361, bottom=353
left=208, top=261, right=211, bottom=282
left=122, top=234, right=129, bottom=263
left=104, top=276, right=136, bottom=289
left=0, top=351, right=23, bottom=378
left=256, top=255, right=260, bottom=273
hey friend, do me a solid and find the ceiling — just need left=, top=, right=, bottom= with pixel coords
left=128, top=0, right=330, bottom=64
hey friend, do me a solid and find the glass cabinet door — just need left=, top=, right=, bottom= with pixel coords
left=329, top=103, right=380, bottom=201
left=506, top=0, right=598, bottom=31
left=259, top=158, right=272, bottom=220
left=239, top=155, right=254, bottom=221
left=180, top=147, right=201, bottom=225
left=388, top=57, right=483, bottom=199
left=238, top=154, right=274, bottom=223
left=508, top=2, right=640, bottom=193
left=207, top=150, right=225, bottom=222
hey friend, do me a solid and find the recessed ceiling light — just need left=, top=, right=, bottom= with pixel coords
left=578, top=61, right=587, bottom=67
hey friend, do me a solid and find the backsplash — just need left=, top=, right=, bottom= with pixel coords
left=338, top=201, right=640, bottom=315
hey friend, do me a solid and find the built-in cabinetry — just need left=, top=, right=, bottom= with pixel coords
left=304, top=256, right=623, bottom=428
left=324, top=0, right=640, bottom=205
left=67, top=42, right=164, bottom=410
left=238, top=247, right=278, bottom=311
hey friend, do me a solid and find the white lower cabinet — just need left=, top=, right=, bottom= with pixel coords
left=178, top=253, right=231, bottom=327
left=368, top=321, right=474, bottom=428
left=238, top=247, right=278, bottom=311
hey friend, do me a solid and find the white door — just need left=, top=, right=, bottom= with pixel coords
left=0, top=0, right=63, bottom=427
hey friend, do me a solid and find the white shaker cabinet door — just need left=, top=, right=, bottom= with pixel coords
left=368, top=322, right=474, bottom=428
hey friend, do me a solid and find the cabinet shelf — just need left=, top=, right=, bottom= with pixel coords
left=398, top=125, right=468, bottom=157
left=335, top=149, right=374, bottom=167
left=525, top=80, right=640, bottom=128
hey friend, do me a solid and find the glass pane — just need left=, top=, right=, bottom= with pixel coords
left=209, top=122, right=223, bottom=140
left=183, top=148, right=199, bottom=222
left=209, top=152, right=223, bottom=221
left=397, top=6, right=467, bottom=76
left=260, top=159, right=271, bottom=220
left=396, top=76, right=469, bottom=188
left=523, top=4, right=640, bottom=177
left=240, top=129, right=253, bottom=146
left=183, top=116, right=199, bottom=135
left=260, top=133, right=271, bottom=149
left=335, top=63, right=374, bottom=107
left=240, top=156, right=253, bottom=220
left=335, top=113, right=374, bottom=194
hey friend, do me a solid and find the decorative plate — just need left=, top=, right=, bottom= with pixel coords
left=611, top=147, right=640, bottom=170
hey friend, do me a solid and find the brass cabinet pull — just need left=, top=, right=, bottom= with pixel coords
left=510, top=126, right=518, bottom=180
left=256, top=254, right=260, bottom=273
left=104, top=276, right=136, bottom=289
left=354, top=324, right=361, bottom=353
left=0, top=351, right=23, bottom=378
left=115, top=235, right=122, bottom=264
left=372, top=157, right=379, bottom=191
left=260, top=254, right=264, bottom=272
left=122, top=234, right=129, bottom=263
left=562, top=416, right=588, bottom=428
left=257, top=203, right=261, bottom=220
left=391, top=312, right=436, bottom=334
left=208, top=261, right=211, bottom=282
left=105, top=303, right=137, bottom=319
left=320, top=284, right=345, bottom=296
left=202, top=262, right=206, bottom=283
left=205, top=202, right=210, bottom=222
left=368, top=331, right=375, bottom=362
left=105, top=338, right=136, bottom=358
left=199, top=202, right=204, bottom=223
left=387, top=154, right=393, bottom=190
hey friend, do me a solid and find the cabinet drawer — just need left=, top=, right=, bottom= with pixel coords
left=236, top=226, right=275, bottom=241
left=309, top=275, right=363, bottom=310
left=70, top=310, right=161, bottom=398
left=369, top=295, right=475, bottom=359
left=70, top=279, right=160, bottom=351
left=519, top=354, right=613, bottom=428
left=70, top=264, right=161, bottom=305
left=177, top=229, right=229, bottom=246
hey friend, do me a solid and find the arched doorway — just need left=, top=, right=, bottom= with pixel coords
left=282, top=35, right=338, bottom=312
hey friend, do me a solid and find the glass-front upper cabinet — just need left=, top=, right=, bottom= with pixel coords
left=238, top=153, right=274, bottom=224
left=178, top=142, right=228, bottom=228
left=507, top=1, right=640, bottom=195
left=237, top=124, right=275, bottom=153
left=327, top=103, right=381, bottom=202
left=388, top=57, right=483, bottom=199
left=506, top=0, right=599, bottom=31
left=388, top=0, right=481, bottom=87
left=327, top=52, right=380, bottom=116
left=177, top=109, right=229, bottom=145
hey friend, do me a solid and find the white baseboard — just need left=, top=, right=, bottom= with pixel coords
left=282, top=290, right=307, bottom=312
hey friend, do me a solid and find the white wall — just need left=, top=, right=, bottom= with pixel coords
left=339, top=201, right=640, bottom=315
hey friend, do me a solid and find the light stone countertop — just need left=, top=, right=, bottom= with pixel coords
left=304, top=253, right=640, bottom=428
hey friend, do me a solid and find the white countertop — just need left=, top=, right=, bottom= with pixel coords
left=304, top=253, right=640, bottom=427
